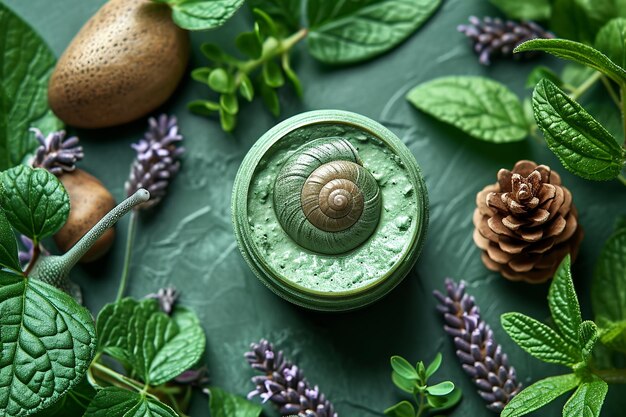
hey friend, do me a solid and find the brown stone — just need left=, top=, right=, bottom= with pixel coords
left=48, top=0, right=189, bottom=128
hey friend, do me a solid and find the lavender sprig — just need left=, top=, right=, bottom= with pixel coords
left=31, top=128, right=84, bottom=175
left=434, top=279, right=521, bottom=412
left=458, top=16, right=553, bottom=65
left=125, top=115, right=184, bottom=209
left=145, top=287, right=179, bottom=315
left=245, top=339, right=338, bottom=417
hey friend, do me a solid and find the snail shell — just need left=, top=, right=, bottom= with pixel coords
left=273, top=137, right=381, bottom=254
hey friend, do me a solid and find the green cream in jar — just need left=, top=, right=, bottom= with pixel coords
left=232, top=110, right=428, bottom=311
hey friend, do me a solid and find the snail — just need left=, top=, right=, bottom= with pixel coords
left=273, top=137, right=381, bottom=254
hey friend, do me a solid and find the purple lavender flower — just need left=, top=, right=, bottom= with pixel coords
left=31, top=128, right=84, bottom=175
left=458, top=16, right=553, bottom=65
left=145, top=287, right=179, bottom=315
left=125, top=115, right=184, bottom=209
left=434, top=279, right=521, bottom=412
left=245, top=339, right=338, bottom=417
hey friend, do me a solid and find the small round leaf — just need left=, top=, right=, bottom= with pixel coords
left=239, top=73, right=255, bottom=102
left=262, top=60, right=284, bottom=88
left=191, top=67, right=212, bottom=84
left=188, top=100, right=221, bottom=116
left=209, top=68, right=234, bottom=94
left=220, top=93, right=239, bottom=115
left=426, top=381, right=455, bottom=396
left=390, top=356, right=419, bottom=380
left=236, top=31, right=263, bottom=59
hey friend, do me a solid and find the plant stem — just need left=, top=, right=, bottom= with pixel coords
left=116, top=209, right=138, bottom=301
left=235, top=28, right=308, bottom=87
left=91, top=361, right=145, bottom=391
left=23, top=243, right=40, bottom=276
left=569, top=71, right=602, bottom=101
left=593, top=368, right=626, bottom=384
left=415, top=391, right=427, bottom=417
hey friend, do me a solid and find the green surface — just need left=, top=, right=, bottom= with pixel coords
left=5, top=0, right=626, bottom=415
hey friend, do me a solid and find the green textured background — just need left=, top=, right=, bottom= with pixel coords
left=5, top=0, right=626, bottom=415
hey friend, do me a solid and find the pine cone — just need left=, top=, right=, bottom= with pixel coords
left=473, top=160, right=583, bottom=283
left=458, top=17, right=554, bottom=65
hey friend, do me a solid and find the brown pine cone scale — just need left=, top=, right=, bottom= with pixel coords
left=473, top=160, right=583, bottom=283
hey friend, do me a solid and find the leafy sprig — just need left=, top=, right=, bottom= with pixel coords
left=500, top=254, right=626, bottom=417
left=385, top=353, right=461, bottom=417
left=190, top=0, right=442, bottom=132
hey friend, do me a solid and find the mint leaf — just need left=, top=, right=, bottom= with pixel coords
left=165, top=0, right=245, bottom=31
left=307, top=0, right=441, bottom=64
left=0, top=166, right=70, bottom=242
left=501, top=312, right=581, bottom=365
left=0, top=3, right=63, bottom=171
left=32, top=378, right=95, bottom=417
left=0, top=271, right=96, bottom=417
left=548, top=255, right=582, bottom=348
left=0, top=208, right=20, bottom=273
left=490, top=0, right=551, bottom=21
left=384, top=400, right=415, bottom=417
left=501, top=374, right=579, bottom=417
left=532, top=79, right=625, bottom=180
left=84, top=387, right=177, bottom=417
left=596, top=18, right=626, bottom=69
left=209, top=386, right=262, bottom=417
left=579, top=321, right=599, bottom=362
left=407, top=76, right=528, bottom=143
left=562, top=377, right=608, bottom=417
left=97, top=298, right=205, bottom=386
left=391, top=356, right=419, bottom=380
left=515, top=39, right=626, bottom=85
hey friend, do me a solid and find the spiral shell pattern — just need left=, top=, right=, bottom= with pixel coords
left=273, top=137, right=381, bottom=254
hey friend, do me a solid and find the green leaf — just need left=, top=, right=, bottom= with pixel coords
left=0, top=166, right=70, bottom=242
left=97, top=298, right=206, bottom=386
left=501, top=374, right=579, bottom=417
left=490, top=0, right=551, bottom=21
left=407, top=76, right=528, bottom=143
left=526, top=66, right=563, bottom=88
left=236, top=31, right=263, bottom=59
left=220, top=108, right=237, bottom=132
left=428, top=388, right=462, bottom=412
left=597, top=319, right=626, bottom=353
left=191, top=67, right=212, bottom=84
left=548, top=255, right=582, bottom=348
left=200, top=43, right=225, bottom=62
left=384, top=400, right=415, bottom=417
left=239, top=74, right=255, bottom=102
left=262, top=60, right=285, bottom=88
left=593, top=228, right=626, bottom=322
left=562, top=377, right=608, bottom=417
left=208, top=68, right=234, bottom=94
left=532, top=79, right=624, bottom=180
left=425, top=352, right=442, bottom=378
left=579, top=320, right=598, bottom=362
left=0, top=3, right=63, bottom=171
left=220, top=93, right=239, bottom=115
left=84, top=387, right=177, bottom=417
left=260, top=83, right=280, bottom=116
left=188, top=99, right=221, bottom=116
left=515, top=39, right=626, bottom=86
left=390, top=356, right=419, bottom=380
left=32, top=378, right=95, bottom=417
left=208, top=386, right=262, bottom=417
left=501, top=312, right=581, bottom=365
left=307, top=0, right=442, bottom=64
left=562, top=64, right=597, bottom=86
left=0, top=271, right=96, bottom=417
left=391, top=372, right=415, bottom=393
left=166, top=0, right=245, bottom=31
left=0, top=208, right=20, bottom=273
left=426, top=381, right=455, bottom=396
left=596, top=18, right=626, bottom=73
left=551, top=0, right=598, bottom=44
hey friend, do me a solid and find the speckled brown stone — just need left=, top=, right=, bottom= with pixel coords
left=54, top=169, right=116, bottom=262
left=48, top=0, right=189, bottom=128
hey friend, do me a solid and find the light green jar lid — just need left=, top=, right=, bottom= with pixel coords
left=232, top=110, right=428, bottom=311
